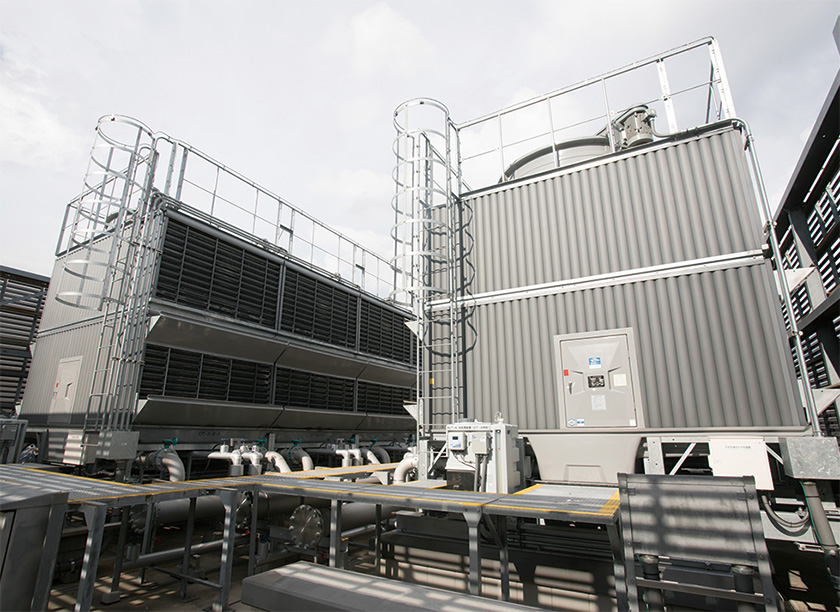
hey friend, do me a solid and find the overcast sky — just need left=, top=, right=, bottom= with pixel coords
left=1, top=0, right=838, bottom=278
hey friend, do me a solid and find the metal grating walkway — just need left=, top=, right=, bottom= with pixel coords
left=0, top=464, right=622, bottom=612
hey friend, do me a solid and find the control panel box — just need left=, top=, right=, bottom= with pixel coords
left=553, top=328, right=645, bottom=431
left=445, top=421, right=524, bottom=493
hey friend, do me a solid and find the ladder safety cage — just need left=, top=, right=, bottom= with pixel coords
left=391, top=99, right=464, bottom=475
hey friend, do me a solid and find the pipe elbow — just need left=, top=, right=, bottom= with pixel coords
left=265, top=451, right=292, bottom=473
left=371, top=446, right=390, bottom=464
left=286, top=447, right=314, bottom=471
left=336, top=449, right=352, bottom=468
left=159, top=449, right=186, bottom=482
left=393, top=454, right=418, bottom=484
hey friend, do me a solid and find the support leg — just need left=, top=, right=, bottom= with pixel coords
left=75, top=503, right=107, bottom=612
left=213, top=489, right=238, bottom=612
left=463, top=509, right=482, bottom=596
left=138, top=500, right=155, bottom=583
left=179, top=497, right=197, bottom=599
left=607, top=519, right=628, bottom=611
left=375, top=504, right=382, bottom=577
left=101, top=507, right=131, bottom=605
left=497, top=516, right=509, bottom=602
left=329, top=499, right=344, bottom=569
left=248, top=489, right=259, bottom=577
left=31, top=499, right=67, bottom=611
left=639, top=554, right=664, bottom=612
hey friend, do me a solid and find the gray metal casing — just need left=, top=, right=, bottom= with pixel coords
left=553, top=328, right=645, bottom=430
left=449, top=127, right=806, bottom=481
left=445, top=421, right=524, bottom=493
left=779, top=436, right=840, bottom=480
left=20, top=209, right=417, bottom=442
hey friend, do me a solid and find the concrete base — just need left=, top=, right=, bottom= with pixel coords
left=242, top=562, right=544, bottom=611
left=100, top=590, right=122, bottom=605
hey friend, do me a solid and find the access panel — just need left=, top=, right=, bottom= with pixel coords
left=554, top=328, right=644, bottom=430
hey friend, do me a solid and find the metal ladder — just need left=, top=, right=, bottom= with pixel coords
left=56, top=116, right=162, bottom=432
left=391, top=99, right=463, bottom=475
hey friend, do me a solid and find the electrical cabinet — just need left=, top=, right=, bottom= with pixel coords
left=444, top=421, right=524, bottom=493
left=554, top=328, right=645, bottom=431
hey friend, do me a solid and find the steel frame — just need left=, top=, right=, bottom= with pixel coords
left=0, top=464, right=624, bottom=611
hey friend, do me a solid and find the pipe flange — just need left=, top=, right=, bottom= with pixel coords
left=289, top=504, right=324, bottom=549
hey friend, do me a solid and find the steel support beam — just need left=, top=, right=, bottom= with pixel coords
left=463, top=508, right=482, bottom=596
left=101, top=506, right=131, bottom=605
left=75, top=503, right=107, bottom=612
left=329, top=499, right=344, bottom=569
left=180, top=497, right=197, bottom=599
left=213, top=489, right=239, bottom=612
left=30, top=499, right=67, bottom=611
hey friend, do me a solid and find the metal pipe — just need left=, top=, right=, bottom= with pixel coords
left=144, top=449, right=186, bottom=482
left=159, top=450, right=185, bottom=482
left=802, top=480, right=840, bottom=593
left=639, top=554, right=665, bottom=612
left=121, top=536, right=248, bottom=571
left=285, top=447, right=314, bottom=471
left=368, top=446, right=390, bottom=464
left=264, top=451, right=292, bottom=473
left=335, top=449, right=352, bottom=468
left=394, top=453, right=418, bottom=483
left=208, top=450, right=243, bottom=465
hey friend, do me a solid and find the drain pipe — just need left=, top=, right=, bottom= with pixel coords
left=121, top=536, right=249, bottom=571
left=394, top=453, right=418, bottom=484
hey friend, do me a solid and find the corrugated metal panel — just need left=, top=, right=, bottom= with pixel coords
left=39, top=236, right=117, bottom=331
left=458, top=263, right=802, bottom=431
left=452, top=128, right=804, bottom=434
left=465, top=129, right=764, bottom=295
left=0, top=268, right=48, bottom=410
left=19, top=322, right=102, bottom=423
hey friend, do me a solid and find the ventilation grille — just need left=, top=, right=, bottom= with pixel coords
left=274, top=368, right=355, bottom=411
left=140, top=344, right=414, bottom=415
left=358, top=380, right=416, bottom=415
left=156, top=219, right=280, bottom=328
left=280, top=268, right=357, bottom=349
left=155, top=216, right=415, bottom=365
left=139, top=345, right=272, bottom=404
left=0, top=270, right=48, bottom=410
left=360, top=300, right=416, bottom=365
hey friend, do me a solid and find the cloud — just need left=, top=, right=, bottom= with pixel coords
left=310, top=167, right=394, bottom=213
left=0, top=43, right=87, bottom=169
left=319, top=2, right=436, bottom=77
